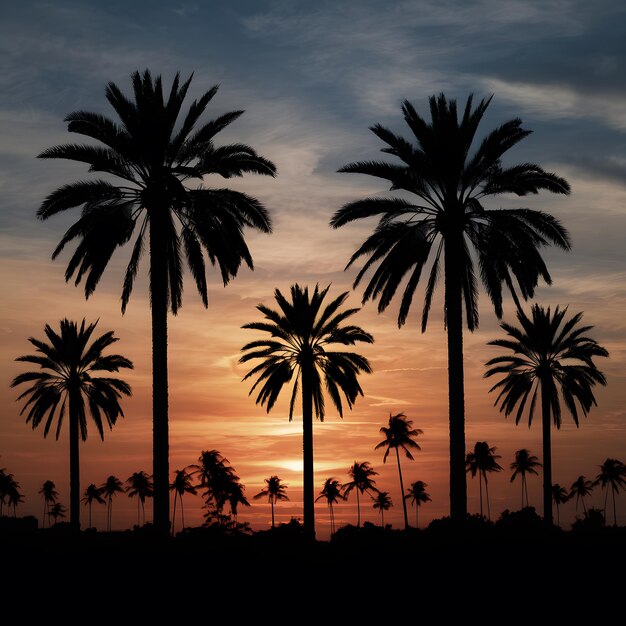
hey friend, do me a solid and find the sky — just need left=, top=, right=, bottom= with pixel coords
left=1, top=0, right=625, bottom=539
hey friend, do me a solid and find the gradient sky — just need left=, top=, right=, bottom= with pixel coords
left=1, top=0, right=625, bottom=539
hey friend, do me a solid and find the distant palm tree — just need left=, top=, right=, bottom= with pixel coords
left=330, top=93, right=571, bottom=521
left=81, top=483, right=105, bottom=529
left=375, top=412, right=422, bottom=529
left=170, top=469, right=197, bottom=535
left=0, top=469, right=9, bottom=516
left=372, top=491, right=392, bottom=526
left=342, top=461, right=379, bottom=527
left=465, top=441, right=503, bottom=519
left=404, top=480, right=431, bottom=529
left=227, top=481, right=250, bottom=524
left=49, top=502, right=67, bottom=524
left=569, top=476, right=594, bottom=516
left=593, top=458, right=626, bottom=527
left=37, top=70, right=277, bottom=534
left=486, top=304, right=608, bottom=524
left=39, top=480, right=59, bottom=528
left=551, top=484, right=569, bottom=528
left=510, top=449, right=542, bottom=509
left=11, top=319, right=132, bottom=530
left=254, top=476, right=289, bottom=529
left=125, top=471, right=154, bottom=527
left=315, top=478, right=346, bottom=537
left=101, top=475, right=124, bottom=532
left=241, top=283, right=373, bottom=539
left=6, top=479, right=24, bottom=517
left=190, top=449, right=237, bottom=520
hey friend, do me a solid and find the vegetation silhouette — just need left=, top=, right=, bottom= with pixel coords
left=551, top=484, right=570, bottom=527
left=485, top=303, right=608, bottom=524
left=11, top=319, right=133, bottom=530
left=82, top=483, right=105, bottom=529
left=36, top=69, right=277, bottom=534
left=316, top=478, right=345, bottom=537
left=375, top=412, right=422, bottom=529
left=126, top=471, right=154, bottom=527
left=594, top=458, right=626, bottom=527
left=372, top=490, right=392, bottom=526
left=170, top=469, right=197, bottom=535
left=343, top=461, right=379, bottom=527
left=569, top=476, right=594, bottom=516
left=101, top=475, right=124, bottom=532
left=240, top=283, right=373, bottom=539
left=465, top=441, right=503, bottom=519
left=404, top=480, right=431, bottom=529
left=331, top=92, right=571, bottom=522
left=48, top=502, right=67, bottom=524
left=39, top=480, right=59, bottom=528
left=254, top=476, right=288, bottom=529
left=510, top=449, right=542, bottom=509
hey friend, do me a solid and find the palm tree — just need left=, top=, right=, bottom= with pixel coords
left=101, top=475, right=124, bottom=532
left=404, top=480, right=431, bottom=529
left=465, top=441, right=503, bottom=519
left=551, top=484, right=569, bottom=528
left=11, top=319, right=133, bottom=530
left=593, top=458, right=626, bottom=527
left=569, top=476, right=594, bottom=517
left=125, top=471, right=154, bottom=527
left=240, top=283, right=373, bottom=539
left=254, top=476, right=289, bottom=529
left=510, top=449, right=542, bottom=509
left=330, top=93, right=571, bottom=521
left=49, top=502, right=67, bottom=524
left=374, top=412, right=422, bottom=529
left=227, top=480, right=250, bottom=524
left=81, top=483, right=105, bottom=529
left=37, top=70, right=277, bottom=535
left=39, top=480, right=59, bottom=528
left=485, top=303, right=608, bottom=525
left=315, top=478, right=345, bottom=537
left=372, top=491, right=392, bottom=526
left=6, top=479, right=24, bottom=517
left=190, top=449, right=237, bottom=520
left=170, top=469, right=197, bottom=535
left=342, top=461, right=379, bottom=527
left=0, top=469, right=10, bottom=516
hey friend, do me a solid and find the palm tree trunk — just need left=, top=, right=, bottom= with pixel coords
left=541, top=378, right=553, bottom=525
left=485, top=474, right=491, bottom=520
left=478, top=473, right=484, bottom=517
left=356, top=490, right=361, bottom=527
left=68, top=398, right=80, bottom=532
left=271, top=498, right=275, bottom=528
left=88, top=502, right=92, bottom=529
left=181, top=496, right=185, bottom=530
left=301, top=364, right=315, bottom=540
left=612, top=488, right=617, bottom=526
left=171, top=492, right=178, bottom=536
left=395, top=448, right=409, bottom=529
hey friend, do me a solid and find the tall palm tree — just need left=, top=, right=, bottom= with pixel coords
left=510, top=449, right=542, bottom=509
left=315, top=478, right=345, bottom=537
left=374, top=412, right=422, bottom=529
left=551, top=483, right=569, bottom=528
left=240, top=283, right=373, bottom=539
left=170, top=468, right=197, bottom=535
left=485, top=303, right=608, bottom=525
left=11, top=319, right=133, bottom=530
left=593, top=458, right=626, bottom=527
left=465, top=441, right=503, bottom=519
left=342, top=461, right=379, bottom=527
left=37, top=70, right=277, bottom=534
left=404, top=480, right=431, bottom=529
left=569, top=476, right=594, bottom=517
left=81, top=483, right=105, bottom=529
left=125, top=471, right=154, bottom=527
left=49, top=502, right=67, bottom=524
left=254, top=475, right=289, bottom=529
left=101, top=475, right=124, bottom=532
left=372, top=491, right=392, bottom=526
left=330, top=93, right=571, bottom=521
left=39, top=480, right=59, bottom=528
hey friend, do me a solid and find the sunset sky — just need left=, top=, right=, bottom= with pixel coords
left=1, top=0, right=625, bottom=539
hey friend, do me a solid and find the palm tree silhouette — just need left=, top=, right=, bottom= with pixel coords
left=375, top=412, right=422, bottom=530
left=125, top=471, right=154, bottom=527
left=372, top=491, right=392, bottom=527
left=11, top=319, right=133, bottom=530
left=593, top=458, right=626, bottom=526
left=330, top=93, right=571, bottom=521
left=227, top=480, right=250, bottom=525
left=81, top=483, right=105, bottom=529
left=342, top=461, right=379, bottom=527
left=551, top=484, right=569, bottom=528
left=39, top=480, right=59, bottom=528
left=37, top=70, right=276, bottom=534
left=404, top=480, right=431, bottom=529
left=240, top=284, right=373, bottom=539
left=569, top=476, right=594, bottom=517
left=485, top=304, right=608, bottom=525
left=190, top=449, right=238, bottom=521
left=465, top=441, right=503, bottom=519
left=101, top=475, right=124, bottom=532
left=6, top=479, right=24, bottom=517
left=170, top=469, right=197, bottom=535
left=510, top=449, right=542, bottom=509
left=49, top=502, right=67, bottom=524
left=254, top=476, right=289, bottom=529
left=315, top=478, right=346, bottom=537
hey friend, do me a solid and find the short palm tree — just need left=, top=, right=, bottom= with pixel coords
left=170, top=468, right=197, bottom=535
left=485, top=303, right=609, bottom=525
left=125, top=471, right=154, bottom=527
left=593, top=458, right=626, bottom=527
left=6, top=480, right=24, bottom=517
left=254, top=475, right=289, bottom=529
left=342, top=461, right=379, bottom=527
left=372, top=491, right=392, bottom=526
left=81, top=483, right=105, bottom=529
left=551, top=483, right=569, bottom=528
left=11, top=319, right=133, bottom=530
left=37, top=70, right=276, bottom=534
left=404, top=480, right=431, bottom=529
left=510, top=449, right=542, bottom=509
left=39, top=480, right=59, bottom=528
left=569, top=476, right=594, bottom=516
left=49, top=502, right=67, bottom=524
left=240, top=283, right=373, bottom=539
left=330, top=93, right=571, bottom=521
left=374, top=412, right=422, bottom=529
left=465, top=441, right=503, bottom=519
left=101, top=475, right=124, bottom=532
left=315, top=478, right=346, bottom=537
left=190, top=449, right=236, bottom=519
